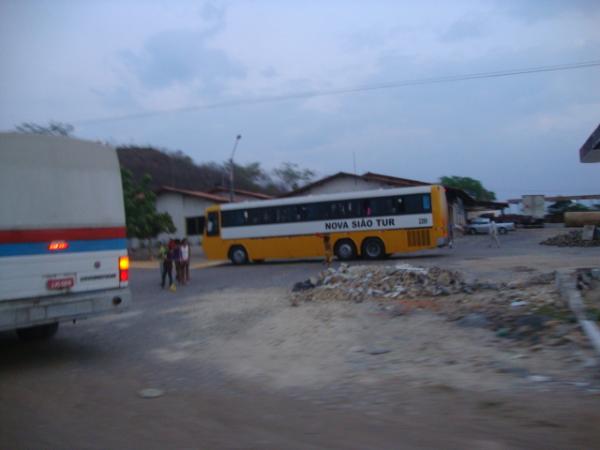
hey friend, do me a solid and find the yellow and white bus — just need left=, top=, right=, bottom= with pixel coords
left=203, top=185, right=448, bottom=264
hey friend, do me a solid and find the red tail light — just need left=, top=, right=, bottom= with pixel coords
left=49, top=240, right=69, bottom=251
left=119, top=256, right=129, bottom=283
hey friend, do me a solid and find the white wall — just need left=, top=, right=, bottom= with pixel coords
left=300, top=176, right=390, bottom=196
left=155, top=193, right=215, bottom=245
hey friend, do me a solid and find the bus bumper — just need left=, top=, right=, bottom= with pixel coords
left=0, top=287, right=132, bottom=332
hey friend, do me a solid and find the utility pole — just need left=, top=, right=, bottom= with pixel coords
left=229, top=134, right=242, bottom=202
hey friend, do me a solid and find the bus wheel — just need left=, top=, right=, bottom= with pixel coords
left=362, top=238, right=385, bottom=259
left=229, top=246, right=249, bottom=265
left=16, top=322, right=59, bottom=341
left=334, top=239, right=357, bottom=261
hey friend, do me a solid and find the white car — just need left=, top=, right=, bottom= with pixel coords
left=466, top=218, right=515, bottom=235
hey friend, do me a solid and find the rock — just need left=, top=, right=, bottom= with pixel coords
left=292, top=279, right=314, bottom=292
left=527, top=375, right=551, bottom=383
left=387, top=304, right=408, bottom=317
left=547, top=337, right=567, bottom=346
left=457, top=313, right=490, bottom=328
left=495, top=365, right=529, bottom=377
left=511, top=301, right=528, bottom=308
left=138, top=388, right=164, bottom=399
left=515, top=325, right=533, bottom=337
left=582, top=358, right=599, bottom=369
left=514, top=315, right=546, bottom=331
left=349, top=346, right=365, bottom=353
left=367, top=348, right=391, bottom=355
left=496, top=328, right=510, bottom=338
left=541, top=230, right=600, bottom=247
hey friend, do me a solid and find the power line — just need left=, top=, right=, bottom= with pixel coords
left=75, top=59, right=600, bottom=126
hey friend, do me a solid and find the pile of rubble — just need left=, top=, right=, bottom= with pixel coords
left=292, top=264, right=472, bottom=301
left=578, top=268, right=600, bottom=323
left=291, top=264, right=588, bottom=347
left=540, top=230, right=600, bottom=247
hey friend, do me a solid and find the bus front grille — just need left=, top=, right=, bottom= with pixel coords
left=407, top=229, right=431, bottom=247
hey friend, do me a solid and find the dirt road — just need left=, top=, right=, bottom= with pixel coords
left=1, top=227, right=599, bottom=449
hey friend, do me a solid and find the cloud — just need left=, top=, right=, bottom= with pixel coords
left=439, top=16, right=486, bottom=42
left=498, top=0, right=600, bottom=22
left=120, top=29, right=245, bottom=92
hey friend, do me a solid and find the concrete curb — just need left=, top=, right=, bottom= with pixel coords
left=131, top=260, right=227, bottom=270
left=556, top=270, right=600, bottom=358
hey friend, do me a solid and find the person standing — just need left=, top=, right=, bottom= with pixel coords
left=161, top=240, right=174, bottom=289
left=322, top=234, right=333, bottom=266
left=173, top=239, right=183, bottom=284
left=157, top=241, right=167, bottom=284
left=180, top=238, right=190, bottom=284
left=488, top=219, right=501, bottom=248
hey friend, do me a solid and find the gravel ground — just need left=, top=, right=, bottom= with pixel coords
left=2, top=227, right=600, bottom=449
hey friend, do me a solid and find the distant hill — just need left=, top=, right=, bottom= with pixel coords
left=116, top=146, right=299, bottom=195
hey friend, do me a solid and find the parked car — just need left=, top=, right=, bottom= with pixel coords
left=466, top=217, right=515, bottom=235
left=498, top=214, right=544, bottom=228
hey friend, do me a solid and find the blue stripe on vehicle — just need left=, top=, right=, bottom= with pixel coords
left=0, top=239, right=127, bottom=257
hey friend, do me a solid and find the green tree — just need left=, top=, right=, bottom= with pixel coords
left=15, top=121, right=74, bottom=136
left=272, top=162, right=316, bottom=191
left=547, top=200, right=572, bottom=215
left=566, top=203, right=591, bottom=212
left=440, top=176, right=496, bottom=201
left=121, top=169, right=175, bottom=244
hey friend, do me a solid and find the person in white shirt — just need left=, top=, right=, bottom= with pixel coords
left=180, top=238, right=190, bottom=283
left=488, top=219, right=501, bottom=248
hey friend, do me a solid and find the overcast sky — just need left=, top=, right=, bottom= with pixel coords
left=1, top=0, right=599, bottom=200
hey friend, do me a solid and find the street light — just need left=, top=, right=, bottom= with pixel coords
left=229, top=134, right=242, bottom=202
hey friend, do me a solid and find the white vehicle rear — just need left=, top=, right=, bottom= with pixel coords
left=466, top=218, right=515, bottom=235
left=0, top=133, right=131, bottom=339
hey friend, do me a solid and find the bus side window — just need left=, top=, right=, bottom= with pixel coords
left=422, top=194, right=431, bottom=212
left=394, top=196, right=405, bottom=214
left=276, top=206, right=288, bottom=223
left=347, top=200, right=359, bottom=218
left=404, top=194, right=430, bottom=214
left=296, top=205, right=308, bottom=221
left=362, top=200, right=372, bottom=217
left=262, top=208, right=275, bottom=225
left=206, top=212, right=220, bottom=236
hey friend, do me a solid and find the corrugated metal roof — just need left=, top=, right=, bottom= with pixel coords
left=580, top=123, right=600, bottom=163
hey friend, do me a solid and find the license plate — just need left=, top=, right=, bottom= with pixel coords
left=47, top=278, right=74, bottom=290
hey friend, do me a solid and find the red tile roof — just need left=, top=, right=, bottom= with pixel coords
left=208, top=187, right=273, bottom=199
left=157, top=186, right=229, bottom=202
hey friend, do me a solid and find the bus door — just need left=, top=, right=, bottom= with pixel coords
left=206, top=211, right=220, bottom=237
